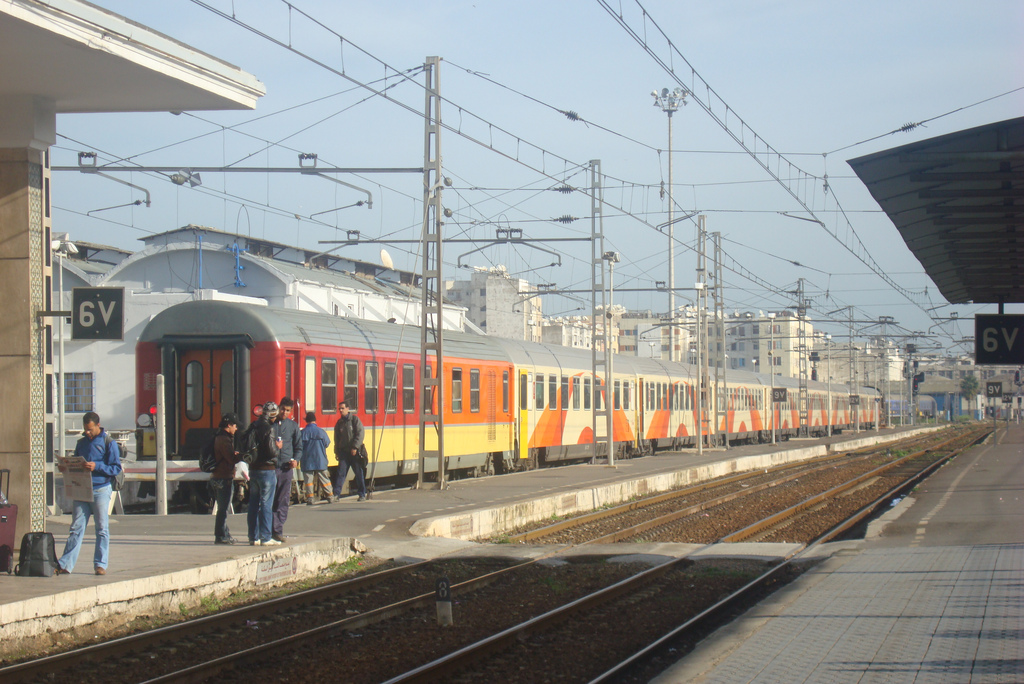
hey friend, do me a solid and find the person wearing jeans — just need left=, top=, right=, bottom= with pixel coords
left=57, top=412, right=121, bottom=576
left=246, top=402, right=282, bottom=546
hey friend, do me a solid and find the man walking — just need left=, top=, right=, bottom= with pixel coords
left=271, top=397, right=302, bottom=541
left=248, top=402, right=282, bottom=547
left=57, top=412, right=122, bottom=575
left=300, top=411, right=333, bottom=504
left=333, top=401, right=367, bottom=501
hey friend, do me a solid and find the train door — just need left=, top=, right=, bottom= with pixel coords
left=178, top=348, right=234, bottom=454
left=637, top=377, right=646, bottom=441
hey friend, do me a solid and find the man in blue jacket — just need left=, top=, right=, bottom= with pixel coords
left=300, top=411, right=333, bottom=504
left=271, top=397, right=302, bottom=542
left=56, top=412, right=122, bottom=576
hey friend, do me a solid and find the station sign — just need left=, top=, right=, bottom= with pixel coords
left=71, top=287, right=124, bottom=341
left=975, top=314, right=1024, bottom=365
left=771, top=388, right=787, bottom=403
left=985, top=381, right=1003, bottom=398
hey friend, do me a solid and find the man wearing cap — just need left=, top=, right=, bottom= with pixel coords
left=247, top=402, right=282, bottom=547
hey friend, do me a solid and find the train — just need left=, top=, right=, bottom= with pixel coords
left=135, top=300, right=879, bottom=484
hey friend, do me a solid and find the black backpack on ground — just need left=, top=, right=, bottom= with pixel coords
left=198, top=435, right=218, bottom=473
left=16, top=531, right=58, bottom=577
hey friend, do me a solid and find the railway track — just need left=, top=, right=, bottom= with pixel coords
left=3, top=427, right=986, bottom=684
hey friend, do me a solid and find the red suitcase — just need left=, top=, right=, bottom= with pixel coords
left=0, top=469, right=16, bottom=573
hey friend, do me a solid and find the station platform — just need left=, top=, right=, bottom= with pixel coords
left=0, top=422, right=995, bottom=670
left=654, top=422, right=1024, bottom=684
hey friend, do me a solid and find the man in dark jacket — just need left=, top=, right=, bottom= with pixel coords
left=56, top=412, right=122, bottom=575
left=300, top=411, right=332, bottom=504
left=210, top=413, right=241, bottom=545
left=271, top=397, right=302, bottom=541
left=247, top=402, right=282, bottom=546
left=333, top=401, right=367, bottom=501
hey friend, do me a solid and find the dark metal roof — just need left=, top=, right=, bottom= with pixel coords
left=848, top=116, right=1024, bottom=304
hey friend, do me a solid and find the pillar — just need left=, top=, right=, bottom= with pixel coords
left=0, top=95, right=56, bottom=540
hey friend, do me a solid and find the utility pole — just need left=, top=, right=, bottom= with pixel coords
left=590, top=161, right=609, bottom=464
left=418, top=57, right=445, bottom=490
left=652, top=87, right=687, bottom=362
left=696, top=215, right=710, bottom=449
left=712, top=232, right=728, bottom=448
left=796, top=278, right=809, bottom=437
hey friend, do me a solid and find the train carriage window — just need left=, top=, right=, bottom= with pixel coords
left=548, top=375, right=557, bottom=408
left=423, top=364, right=434, bottom=413
left=626, top=382, right=632, bottom=410
left=560, top=376, right=568, bottom=410
left=304, top=357, right=316, bottom=414
left=536, top=374, right=544, bottom=409
left=670, top=383, right=676, bottom=411
left=321, top=359, right=337, bottom=411
left=184, top=360, right=203, bottom=421
left=614, top=380, right=621, bottom=410
left=584, top=377, right=591, bottom=410
left=365, top=362, right=378, bottom=414
left=470, top=369, right=480, bottom=413
left=452, top=368, right=463, bottom=413
left=402, top=364, right=416, bottom=413
left=220, top=361, right=235, bottom=418
left=502, top=371, right=509, bottom=413
left=384, top=363, right=397, bottom=413
left=572, top=377, right=580, bottom=410
left=344, top=360, right=359, bottom=410
left=520, top=373, right=529, bottom=411
left=648, top=385, right=655, bottom=410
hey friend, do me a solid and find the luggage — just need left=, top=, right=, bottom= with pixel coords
left=0, top=544, right=12, bottom=575
left=0, top=469, right=16, bottom=566
left=16, top=531, right=58, bottom=577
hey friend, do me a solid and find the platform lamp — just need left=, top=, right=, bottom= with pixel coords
left=51, top=235, right=78, bottom=473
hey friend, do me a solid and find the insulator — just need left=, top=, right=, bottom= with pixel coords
left=562, top=110, right=581, bottom=121
left=553, top=185, right=574, bottom=194
left=553, top=215, right=578, bottom=224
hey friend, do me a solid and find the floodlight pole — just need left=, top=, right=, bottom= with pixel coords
left=769, top=313, right=777, bottom=445
left=653, top=87, right=687, bottom=362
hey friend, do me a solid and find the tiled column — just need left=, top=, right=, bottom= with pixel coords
left=0, top=95, right=55, bottom=539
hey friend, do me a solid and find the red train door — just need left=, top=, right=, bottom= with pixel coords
left=178, top=349, right=234, bottom=453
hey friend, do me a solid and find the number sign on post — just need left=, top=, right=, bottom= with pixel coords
left=985, top=381, right=1003, bottom=398
left=72, top=288, right=125, bottom=341
left=772, top=388, right=787, bottom=403
left=975, top=314, right=1024, bottom=365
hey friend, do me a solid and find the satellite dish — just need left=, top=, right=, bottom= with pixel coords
left=380, top=249, right=394, bottom=270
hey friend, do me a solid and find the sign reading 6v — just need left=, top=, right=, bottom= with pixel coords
left=975, top=314, right=1024, bottom=365
left=72, top=288, right=124, bottom=340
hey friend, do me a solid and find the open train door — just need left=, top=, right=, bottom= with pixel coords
left=178, top=349, right=235, bottom=457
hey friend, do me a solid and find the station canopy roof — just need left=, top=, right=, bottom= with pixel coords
left=848, top=116, right=1023, bottom=305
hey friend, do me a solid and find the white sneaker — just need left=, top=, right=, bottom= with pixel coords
left=250, top=540, right=261, bottom=546
left=262, top=539, right=282, bottom=546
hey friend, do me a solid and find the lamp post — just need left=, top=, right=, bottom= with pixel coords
left=51, top=235, right=78, bottom=468
left=768, top=313, right=776, bottom=445
left=652, top=86, right=688, bottom=362
left=603, top=251, right=620, bottom=467
left=825, top=333, right=832, bottom=438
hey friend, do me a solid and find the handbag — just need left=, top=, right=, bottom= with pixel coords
left=111, top=470, right=125, bottom=491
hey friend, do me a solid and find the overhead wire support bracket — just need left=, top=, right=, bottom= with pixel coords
left=455, top=228, right=566, bottom=269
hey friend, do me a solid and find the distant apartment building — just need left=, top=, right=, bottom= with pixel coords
left=445, top=266, right=542, bottom=342
left=541, top=316, right=593, bottom=349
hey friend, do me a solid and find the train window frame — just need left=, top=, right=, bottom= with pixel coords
left=423, top=363, right=434, bottom=413
left=614, top=380, right=621, bottom=410
left=595, top=379, right=603, bottom=411
left=572, top=377, right=580, bottom=410
left=303, top=357, right=316, bottom=414
left=364, top=361, right=379, bottom=414
left=184, top=360, right=203, bottom=422
left=560, top=376, right=568, bottom=410
left=321, top=358, right=337, bottom=412
left=502, top=370, right=510, bottom=413
left=384, top=362, right=397, bottom=414
left=669, top=383, right=676, bottom=411
left=469, top=368, right=480, bottom=413
left=583, top=377, right=591, bottom=410
left=452, top=367, right=463, bottom=413
left=344, top=360, right=359, bottom=410
left=520, top=372, right=529, bottom=411
left=548, top=375, right=557, bottom=408
left=220, top=360, right=235, bottom=419
left=402, top=364, right=416, bottom=414
left=624, top=381, right=631, bottom=411
left=536, top=374, right=544, bottom=410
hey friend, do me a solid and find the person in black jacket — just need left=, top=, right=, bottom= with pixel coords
left=247, top=402, right=282, bottom=546
left=210, top=414, right=241, bottom=545
left=333, top=401, right=367, bottom=501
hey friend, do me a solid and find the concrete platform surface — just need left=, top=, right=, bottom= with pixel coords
left=653, top=422, right=1024, bottom=684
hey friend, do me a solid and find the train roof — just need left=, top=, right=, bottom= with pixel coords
left=138, top=300, right=509, bottom=362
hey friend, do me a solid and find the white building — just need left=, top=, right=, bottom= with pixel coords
left=446, top=266, right=542, bottom=342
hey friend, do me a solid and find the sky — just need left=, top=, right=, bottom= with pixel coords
left=51, top=0, right=1024, bottom=354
